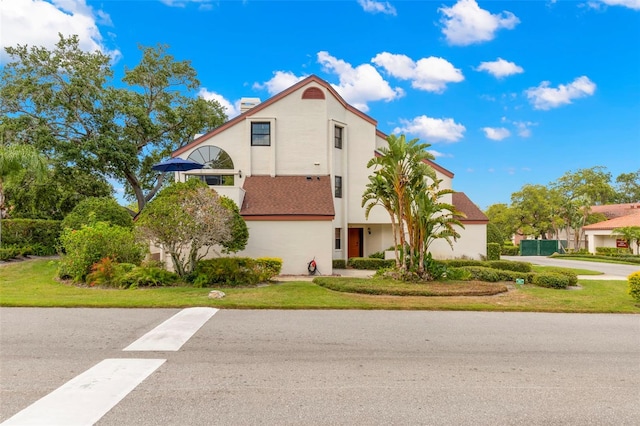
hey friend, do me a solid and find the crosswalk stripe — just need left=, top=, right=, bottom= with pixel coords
left=123, top=307, right=218, bottom=352
left=1, top=358, right=165, bottom=426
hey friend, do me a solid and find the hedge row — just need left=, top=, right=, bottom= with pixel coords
left=551, top=253, right=640, bottom=265
left=628, top=271, right=640, bottom=302
left=347, top=257, right=395, bottom=270
left=2, top=219, right=61, bottom=255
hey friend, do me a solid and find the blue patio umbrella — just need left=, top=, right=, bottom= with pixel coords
left=152, top=157, right=205, bottom=172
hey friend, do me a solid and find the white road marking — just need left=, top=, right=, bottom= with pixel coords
left=123, top=307, right=218, bottom=352
left=1, top=358, right=165, bottom=426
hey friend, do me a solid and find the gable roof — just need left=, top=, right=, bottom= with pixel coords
left=173, top=75, right=377, bottom=158
left=240, top=175, right=335, bottom=220
left=453, top=192, right=489, bottom=224
left=583, top=210, right=640, bottom=230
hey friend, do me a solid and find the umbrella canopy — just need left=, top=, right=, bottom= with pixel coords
left=152, top=158, right=205, bottom=172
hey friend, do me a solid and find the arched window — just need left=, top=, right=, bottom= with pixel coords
left=187, top=146, right=233, bottom=169
left=186, top=146, right=235, bottom=186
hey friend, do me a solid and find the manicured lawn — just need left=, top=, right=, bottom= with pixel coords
left=1, top=259, right=638, bottom=313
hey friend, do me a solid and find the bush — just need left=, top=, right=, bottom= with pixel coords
left=532, top=272, right=570, bottom=289
left=444, top=259, right=484, bottom=268
left=501, top=245, right=520, bottom=256
left=119, top=263, right=179, bottom=289
left=190, top=257, right=280, bottom=287
left=445, top=267, right=472, bottom=281
left=332, top=259, right=346, bottom=269
left=487, top=243, right=501, bottom=261
left=0, top=246, right=21, bottom=261
left=541, top=268, right=578, bottom=286
left=485, top=260, right=532, bottom=273
left=487, top=223, right=504, bottom=246
left=347, top=257, right=395, bottom=270
left=460, top=266, right=530, bottom=283
left=58, top=223, right=146, bottom=282
left=628, top=271, right=640, bottom=302
left=1, top=219, right=61, bottom=254
left=368, top=251, right=385, bottom=259
left=596, top=247, right=630, bottom=256
left=61, top=197, right=133, bottom=231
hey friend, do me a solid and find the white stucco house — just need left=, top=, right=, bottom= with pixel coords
left=168, top=75, right=488, bottom=275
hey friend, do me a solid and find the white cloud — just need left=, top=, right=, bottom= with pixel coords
left=253, top=71, right=307, bottom=95
left=317, top=51, right=404, bottom=112
left=393, top=115, right=466, bottom=143
left=0, top=0, right=119, bottom=62
left=372, top=52, right=464, bottom=93
left=439, top=0, right=520, bottom=46
left=525, top=76, right=596, bottom=110
left=589, top=0, right=640, bottom=10
left=512, top=120, right=537, bottom=137
left=482, top=127, right=511, bottom=141
left=198, top=88, right=240, bottom=119
left=159, top=0, right=215, bottom=8
left=476, top=58, right=524, bottom=78
left=357, top=0, right=397, bottom=15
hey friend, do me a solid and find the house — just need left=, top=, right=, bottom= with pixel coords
left=169, top=75, right=488, bottom=275
left=583, top=204, right=640, bottom=254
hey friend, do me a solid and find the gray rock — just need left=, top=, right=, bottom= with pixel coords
left=208, top=290, right=226, bottom=299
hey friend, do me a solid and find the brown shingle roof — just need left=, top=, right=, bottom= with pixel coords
left=583, top=210, right=640, bottom=230
left=453, top=192, right=489, bottom=224
left=240, top=175, right=335, bottom=219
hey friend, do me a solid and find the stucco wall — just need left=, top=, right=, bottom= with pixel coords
left=238, top=220, right=333, bottom=275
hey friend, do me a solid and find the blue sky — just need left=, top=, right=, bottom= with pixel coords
left=1, top=0, right=639, bottom=210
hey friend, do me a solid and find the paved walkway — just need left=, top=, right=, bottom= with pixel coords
left=276, top=268, right=373, bottom=282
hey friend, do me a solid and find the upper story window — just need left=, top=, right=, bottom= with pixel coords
left=335, top=126, right=343, bottom=149
left=187, top=146, right=233, bottom=169
left=335, top=176, right=342, bottom=198
left=251, top=122, right=271, bottom=146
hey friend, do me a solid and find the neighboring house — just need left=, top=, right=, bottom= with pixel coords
left=583, top=204, right=640, bottom=254
left=167, top=75, right=487, bottom=275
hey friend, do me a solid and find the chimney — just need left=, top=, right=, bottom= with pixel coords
left=240, top=98, right=261, bottom=114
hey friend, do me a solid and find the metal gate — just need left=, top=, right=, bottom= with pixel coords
left=520, top=240, right=561, bottom=256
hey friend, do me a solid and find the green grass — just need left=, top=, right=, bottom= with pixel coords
left=1, top=259, right=639, bottom=313
left=530, top=265, right=602, bottom=275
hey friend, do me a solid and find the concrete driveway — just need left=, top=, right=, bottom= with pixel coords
left=503, top=255, right=639, bottom=280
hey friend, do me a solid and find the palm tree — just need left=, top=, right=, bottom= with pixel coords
left=612, top=226, right=640, bottom=255
left=365, top=134, right=434, bottom=270
left=0, top=144, right=47, bottom=245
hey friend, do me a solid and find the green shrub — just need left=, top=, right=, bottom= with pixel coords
left=190, top=257, right=278, bottom=287
left=596, top=247, right=629, bottom=256
left=485, top=260, right=532, bottom=273
left=1, top=219, right=61, bottom=253
left=58, top=223, right=146, bottom=282
left=550, top=253, right=640, bottom=265
left=487, top=223, right=504, bottom=246
left=487, top=243, right=501, bottom=261
left=501, top=245, right=520, bottom=256
left=445, top=267, right=472, bottom=281
left=460, top=266, right=530, bottom=283
left=347, top=257, right=395, bottom=270
left=542, top=268, right=578, bottom=286
left=368, top=251, right=385, bottom=259
left=628, top=271, right=640, bottom=301
left=255, top=257, right=283, bottom=281
left=61, top=197, right=133, bottom=230
left=119, top=264, right=179, bottom=289
left=332, top=259, right=346, bottom=269
left=532, top=272, right=570, bottom=289
left=0, top=246, right=21, bottom=261
left=444, top=259, right=484, bottom=268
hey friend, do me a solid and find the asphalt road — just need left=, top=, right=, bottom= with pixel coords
left=502, top=256, right=640, bottom=279
left=1, top=308, right=639, bottom=425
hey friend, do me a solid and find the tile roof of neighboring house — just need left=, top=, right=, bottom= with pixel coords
left=240, top=175, right=335, bottom=220
left=453, top=192, right=489, bottom=224
left=590, top=203, right=640, bottom=219
left=173, top=75, right=377, bottom=158
left=582, top=210, right=640, bottom=230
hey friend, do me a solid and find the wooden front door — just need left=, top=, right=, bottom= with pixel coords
left=348, top=228, right=363, bottom=258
